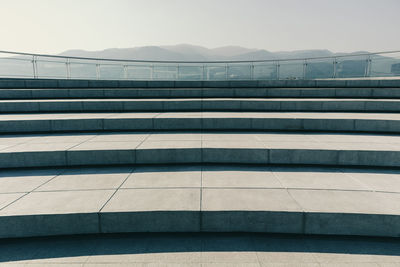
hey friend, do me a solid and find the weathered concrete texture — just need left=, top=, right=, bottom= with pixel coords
left=201, top=189, right=303, bottom=233
left=3, top=87, right=400, bottom=100
left=1, top=132, right=400, bottom=168
left=0, top=233, right=399, bottom=265
left=4, top=98, right=400, bottom=113
left=0, top=78, right=399, bottom=240
left=101, top=188, right=201, bottom=232
left=2, top=112, right=400, bottom=133
left=0, top=190, right=114, bottom=238
left=1, top=78, right=400, bottom=88
left=0, top=165, right=399, bottom=238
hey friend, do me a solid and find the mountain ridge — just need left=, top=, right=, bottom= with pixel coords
left=59, top=44, right=365, bottom=61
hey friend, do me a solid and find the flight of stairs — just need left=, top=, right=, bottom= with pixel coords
left=0, top=78, right=399, bottom=239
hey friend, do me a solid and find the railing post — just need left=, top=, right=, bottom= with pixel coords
left=333, top=58, right=337, bottom=78
left=177, top=64, right=180, bottom=80
left=66, top=58, right=71, bottom=79
left=276, top=61, right=280, bottom=80
left=365, top=56, right=372, bottom=77
left=202, top=64, right=206, bottom=81
left=250, top=63, right=254, bottom=80
left=303, top=59, right=307, bottom=79
left=123, top=65, right=128, bottom=79
left=368, top=56, right=372, bottom=77
left=150, top=64, right=154, bottom=80
left=32, top=56, right=38, bottom=79
left=96, top=62, right=100, bottom=80
left=225, top=64, right=229, bottom=80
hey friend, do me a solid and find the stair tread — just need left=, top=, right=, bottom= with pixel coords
left=1, top=78, right=400, bottom=238
left=0, top=131, right=399, bottom=151
left=2, top=98, right=400, bottom=102
left=0, top=165, right=399, bottom=238
left=0, top=131, right=399, bottom=169
left=1, top=111, right=400, bottom=120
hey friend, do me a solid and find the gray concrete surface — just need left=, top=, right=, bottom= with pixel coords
left=2, top=112, right=400, bottom=133
left=0, top=232, right=398, bottom=265
left=3, top=87, right=400, bottom=99
left=0, top=165, right=399, bottom=238
left=4, top=98, right=400, bottom=112
left=1, top=132, right=400, bottom=168
left=1, top=77, right=400, bottom=241
left=1, top=78, right=400, bottom=89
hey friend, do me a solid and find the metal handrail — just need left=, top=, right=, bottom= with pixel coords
left=0, top=49, right=399, bottom=80
left=0, top=49, right=400, bottom=64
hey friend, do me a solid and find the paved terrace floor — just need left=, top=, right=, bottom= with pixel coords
left=0, top=232, right=399, bottom=266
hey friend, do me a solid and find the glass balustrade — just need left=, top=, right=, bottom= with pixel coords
left=0, top=50, right=399, bottom=80
left=0, top=54, right=33, bottom=78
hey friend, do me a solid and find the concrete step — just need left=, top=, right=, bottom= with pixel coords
left=0, top=131, right=400, bottom=168
left=1, top=78, right=400, bottom=89
left=1, top=112, right=400, bottom=133
left=0, top=165, right=399, bottom=238
left=2, top=233, right=398, bottom=265
left=2, top=98, right=400, bottom=113
left=2, top=87, right=400, bottom=99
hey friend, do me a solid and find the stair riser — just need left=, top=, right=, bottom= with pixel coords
left=0, top=211, right=398, bottom=238
left=2, top=88, right=400, bottom=99
left=1, top=78, right=399, bottom=89
left=0, top=118, right=398, bottom=133
left=2, top=100, right=400, bottom=112
left=0, top=148, right=399, bottom=168
left=1, top=77, right=399, bottom=241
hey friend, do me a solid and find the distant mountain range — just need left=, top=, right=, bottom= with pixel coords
left=59, top=44, right=368, bottom=61
left=1, top=45, right=397, bottom=80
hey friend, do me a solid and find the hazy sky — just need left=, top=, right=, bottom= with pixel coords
left=1, top=0, right=399, bottom=54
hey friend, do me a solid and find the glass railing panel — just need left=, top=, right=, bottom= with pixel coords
left=0, top=54, right=33, bottom=78
left=36, top=56, right=67, bottom=79
left=152, top=64, right=178, bottom=80
left=98, top=62, right=124, bottom=80
left=370, top=52, right=400, bottom=77
left=253, top=62, right=277, bottom=79
left=305, top=58, right=335, bottom=79
left=227, top=63, right=252, bottom=80
left=125, top=64, right=152, bottom=80
left=69, top=59, right=97, bottom=79
left=279, top=60, right=304, bottom=79
left=177, top=64, right=203, bottom=81
left=1, top=50, right=400, bottom=80
left=205, top=64, right=227, bottom=80
left=335, top=55, right=368, bottom=78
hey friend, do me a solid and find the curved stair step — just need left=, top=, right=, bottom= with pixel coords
left=0, top=165, right=399, bottom=238
left=0, top=131, right=400, bottom=168
left=2, top=87, right=400, bottom=99
left=2, top=98, right=400, bottom=112
left=1, top=112, right=400, bottom=133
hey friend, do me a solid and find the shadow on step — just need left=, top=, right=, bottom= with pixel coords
left=0, top=232, right=399, bottom=263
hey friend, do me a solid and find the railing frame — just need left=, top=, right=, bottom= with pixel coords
left=0, top=49, right=399, bottom=80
